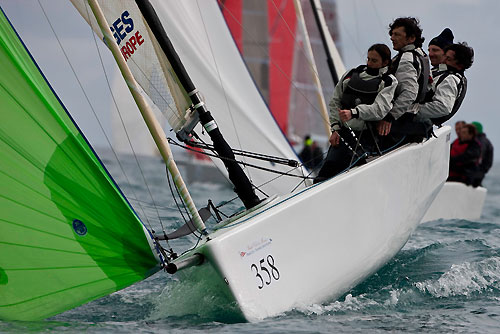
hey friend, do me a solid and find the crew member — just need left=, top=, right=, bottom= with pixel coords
left=428, top=28, right=454, bottom=68
left=417, top=42, right=474, bottom=126
left=377, top=17, right=431, bottom=145
left=314, top=44, right=398, bottom=183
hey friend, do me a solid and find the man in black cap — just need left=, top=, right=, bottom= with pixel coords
left=428, top=28, right=454, bottom=68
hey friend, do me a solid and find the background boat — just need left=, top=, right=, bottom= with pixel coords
left=421, top=182, right=487, bottom=223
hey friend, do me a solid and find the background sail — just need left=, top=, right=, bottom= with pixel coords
left=71, top=0, right=306, bottom=196
left=149, top=0, right=307, bottom=194
left=0, top=8, right=160, bottom=321
left=221, top=0, right=346, bottom=144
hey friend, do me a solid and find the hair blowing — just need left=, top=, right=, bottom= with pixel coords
left=445, top=42, right=474, bottom=70
left=389, top=17, right=424, bottom=48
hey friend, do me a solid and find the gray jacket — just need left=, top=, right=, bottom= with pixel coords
left=329, top=66, right=398, bottom=131
left=417, top=64, right=462, bottom=119
left=389, top=44, right=426, bottom=120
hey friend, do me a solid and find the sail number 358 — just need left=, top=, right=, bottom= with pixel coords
left=250, top=255, right=280, bottom=289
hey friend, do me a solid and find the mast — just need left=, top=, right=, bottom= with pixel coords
left=309, top=0, right=339, bottom=85
left=134, top=0, right=261, bottom=210
left=309, top=0, right=345, bottom=86
left=86, top=0, right=206, bottom=233
left=293, top=0, right=331, bottom=138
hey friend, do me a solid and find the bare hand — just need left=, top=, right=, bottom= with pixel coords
left=339, top=109, right=352, bottom=122
left=329, top=131, right=340, bottom=147
left=377, top=120, right=392, bottom=136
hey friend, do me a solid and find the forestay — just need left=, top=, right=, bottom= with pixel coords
left=0, top=8, right=160, bottom=321
left=71, top=0, right=307, bottom=196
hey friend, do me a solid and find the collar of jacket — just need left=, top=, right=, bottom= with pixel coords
left=400, top=44, right=416, bottom=52
left=362, top=65, right=389, bottom=77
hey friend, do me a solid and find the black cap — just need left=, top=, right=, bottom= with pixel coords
left=429, top=28, right=454, bottom=50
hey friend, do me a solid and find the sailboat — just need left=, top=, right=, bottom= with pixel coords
left=421, top=182, right=487, bottom=222
left=0, top=0, right=451, bottom=322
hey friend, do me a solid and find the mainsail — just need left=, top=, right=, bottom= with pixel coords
left=71, top=0, right=307, bottom=196
left=0, top=7, right=160, bottom=321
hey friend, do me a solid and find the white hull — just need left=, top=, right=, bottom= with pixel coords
left=176, top=127, right=451, bottom=321
left=421, top=182, right=487, bottom=222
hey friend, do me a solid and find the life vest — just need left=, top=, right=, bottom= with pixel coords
left=340, top=65, right=393, bottom=109
left=390, top=48, right=431, bottom=104
left=426, top=70, right=467, bottom=126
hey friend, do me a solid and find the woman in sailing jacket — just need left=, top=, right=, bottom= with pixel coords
left=314, top=43, right=398, bottom=183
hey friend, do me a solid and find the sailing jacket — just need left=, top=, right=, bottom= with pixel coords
left=329, top=65, right=398, bottom=131
left=417, top=64, right=467, bottom=124
left=387, top=44, right=429, bottom=120
left=449, top=138, right=481, bottom=183
left=476, top=133, right=494, bottom=174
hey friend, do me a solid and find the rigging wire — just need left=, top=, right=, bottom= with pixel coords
left=195, top=0, right=260, bottom=186
left=165, top=166, right=201, bottom=240
left=81, top=2, right=168, bottom=233
left=36, top=0, right=158, bottom=229
left=218, top=0, right=332, bottom=130
left=168, top=138, right=312, bottom=181
left=77, top=0, right=170, bottom=232
left=181, top=138, right=298, bottom=167
left=269, top=0, right=324, bottom=89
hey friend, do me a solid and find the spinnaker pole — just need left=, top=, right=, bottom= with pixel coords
left=135, top=0, right=261, bottom=210
left=87, top=0, right=206, bottom=233
left=293, top=0, right=331, bottom=138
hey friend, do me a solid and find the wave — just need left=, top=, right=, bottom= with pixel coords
left=415, top=256, right=500, bottom=298
left=295, top=242, right=500, bottom=316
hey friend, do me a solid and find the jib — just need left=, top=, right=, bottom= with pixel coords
left=110, top=11, right=134, bottom=45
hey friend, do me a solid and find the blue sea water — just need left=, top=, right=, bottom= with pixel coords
left=2, top=157, right=500, bottom=333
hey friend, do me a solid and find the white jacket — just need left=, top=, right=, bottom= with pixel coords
left=417, top=64, right=462, bottom=119
left=389, top=44, right=426, bottom=120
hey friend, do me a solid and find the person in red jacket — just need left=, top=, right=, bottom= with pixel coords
left=448, top=123, right=481, bottom=186
left=449, top=120, right=466, bottom=155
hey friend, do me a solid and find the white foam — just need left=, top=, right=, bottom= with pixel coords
left=415, top=256, right=500, bottom=297
left=295, top=294, right=379, bottom=315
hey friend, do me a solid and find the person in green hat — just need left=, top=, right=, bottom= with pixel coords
left=472, top=121, right=494, bottom=185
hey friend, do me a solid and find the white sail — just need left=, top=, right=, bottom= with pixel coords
left=71, top=0, right=191, bottom=133
left=148, top=0, right=307, bottom=194
left=71, top=0, right=307, bottom=196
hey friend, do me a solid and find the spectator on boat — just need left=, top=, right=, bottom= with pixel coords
left=453, top=120, right=466, bottom=139
left=377, top=17, right=431, bottom=145
left=416, top=42, right=473, bottom=126
left=450, top=120, right=467, bottom=163
left=299, top=135, right=323, bottom=171
left=448, top=123, right=481, bottom=186
left=428, top=28, right=454, bottom=68
left=314, top=43, right=398, bottom=183
left=472, top=121, right=494, bottom=185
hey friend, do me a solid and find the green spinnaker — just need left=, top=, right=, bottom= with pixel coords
left=0, top=8, right=160, bottom=321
